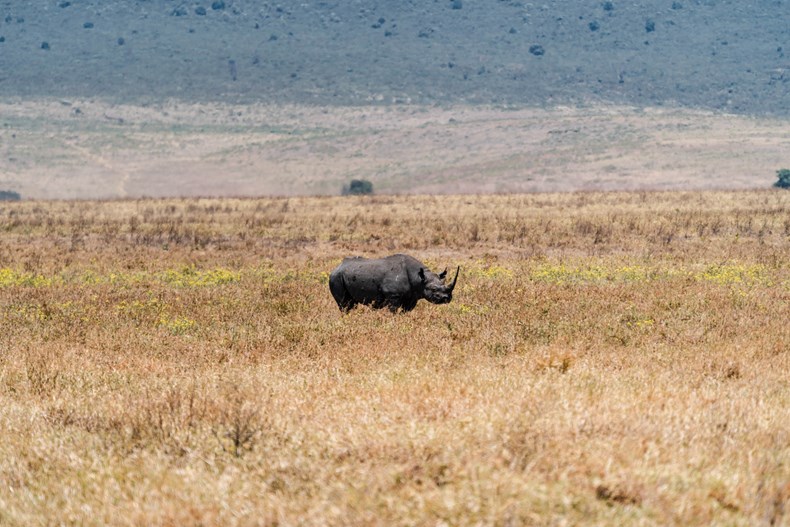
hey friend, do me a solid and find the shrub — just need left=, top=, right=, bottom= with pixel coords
left=774, top=169, right=790, bottom=189
left=342, top=179, right=374, bottom=195
left=529, top=44, right=545, bottom=56
left=0, top=190, right=21, bottom=201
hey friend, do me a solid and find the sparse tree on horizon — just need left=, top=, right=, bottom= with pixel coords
left=775, top=168, right=790, bottom=188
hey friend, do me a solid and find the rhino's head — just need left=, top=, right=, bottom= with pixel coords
left=419, top=266, right=460, bottom=305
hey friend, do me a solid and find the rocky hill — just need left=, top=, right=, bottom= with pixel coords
left=0, top=1, right=788, bottom=114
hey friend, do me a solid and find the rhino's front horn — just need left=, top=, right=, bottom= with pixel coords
left=449, top=266, right=460, bottom=291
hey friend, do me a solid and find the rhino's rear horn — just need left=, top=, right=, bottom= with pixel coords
left=449, top=266, right=460, bottom=291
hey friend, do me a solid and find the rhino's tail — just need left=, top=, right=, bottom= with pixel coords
left=329, top=270, right=356, bottom=312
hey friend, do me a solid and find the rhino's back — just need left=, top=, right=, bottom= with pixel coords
left=333, top=255, right=414, bottom=295
left=336, top=255, right=403, bottom=278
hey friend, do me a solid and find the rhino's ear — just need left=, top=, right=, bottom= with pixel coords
left=418, top=268, right=426, bottom=282
left=439, top=268, right=448, bottom=280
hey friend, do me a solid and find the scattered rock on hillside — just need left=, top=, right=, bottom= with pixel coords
left=0, top=0, right=787, bottom=116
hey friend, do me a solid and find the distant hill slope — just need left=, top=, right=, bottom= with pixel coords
left=0, top=1, right=787, bottom=114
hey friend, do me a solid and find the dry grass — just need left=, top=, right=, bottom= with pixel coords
left=1, top=191, right=789, bottom=526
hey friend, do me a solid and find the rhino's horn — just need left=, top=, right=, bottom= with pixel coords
left=449, top=266, right=460, bottom=291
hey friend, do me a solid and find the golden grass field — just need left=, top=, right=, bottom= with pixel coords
left=1, top=191, right=789, bottom=525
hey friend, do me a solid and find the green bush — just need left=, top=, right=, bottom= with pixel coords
left=342, top=179, right=373, bottom=195
left=0, top=190, right=21, bottom=201
left=775, top=169, right=790, bottom=189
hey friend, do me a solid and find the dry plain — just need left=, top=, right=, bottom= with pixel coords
left=1, top=101, right=789, bottom=199
left=0, top=191, right=789, bottom=525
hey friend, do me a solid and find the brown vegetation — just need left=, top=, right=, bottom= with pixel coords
left=1, top=191, right=789, bottom=525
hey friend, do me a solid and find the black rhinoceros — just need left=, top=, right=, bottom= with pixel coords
left=329, top=254, right=460, bottom=312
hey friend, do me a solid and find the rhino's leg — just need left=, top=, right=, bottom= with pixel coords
left=329, top=274, right=356, bottom=312
left=385, top=295, right=416, bottom=313
left=400, top=297, right=418, bottom=312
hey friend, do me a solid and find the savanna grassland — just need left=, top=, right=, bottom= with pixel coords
left=1, top=191, right=789, bottom=526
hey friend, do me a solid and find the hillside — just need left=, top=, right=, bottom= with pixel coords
left=0, top=0, right=788, bottom=114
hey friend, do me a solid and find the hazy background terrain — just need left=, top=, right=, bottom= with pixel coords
left=1, top=101, right=788, bottom=199
left=0, top=0, right=788, bottom=197
left=1, top=0, right=788, bottom=112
